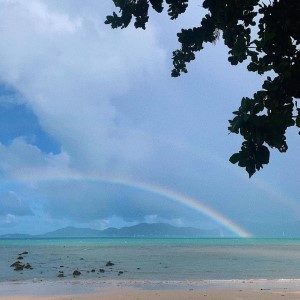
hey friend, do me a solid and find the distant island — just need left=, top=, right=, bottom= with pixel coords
left=0, top=223, right=222, bottom=239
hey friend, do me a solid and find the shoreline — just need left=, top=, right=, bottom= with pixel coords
left=1, top=279, right=300, bottom=299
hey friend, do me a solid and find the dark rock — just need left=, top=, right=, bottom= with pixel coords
left=57, top=271, right=65, bottom=277
left=118, top=271, right=124, bottom=275
left=80, top=258, right=84, bottom=260
left=99, top=269, right=105, bottom=273
left=24, top=263, right=32, bottom=269
left=106, top=261, right=114, bottom=266
left=60, top=266, right=64, bottom=268
left=91, top=269, right=95, bottom=272
left=17, top=256, right=24, bottom=260
left=73, top=270, right=81, bottom=276
left=137, top=267, right=140, bottom=270
left=10, top=261, right=21, bottom=267
left=14, top=264, right=24, bottom=271
left=19, top=251, right=28, bottom=255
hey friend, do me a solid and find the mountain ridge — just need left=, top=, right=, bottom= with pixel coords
left=0, top=223, right=220, bottom=238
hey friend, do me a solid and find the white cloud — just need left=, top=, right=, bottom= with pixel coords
left=0, top=0, right=166, bottom=177
left=0, top=137, right=71, bottom=180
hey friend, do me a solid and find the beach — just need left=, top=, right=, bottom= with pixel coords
left=2, top=238, right=300, bottom=299
left=2, top=290, right=300, bottom=300
left=1, top=279, right=300, bottom=299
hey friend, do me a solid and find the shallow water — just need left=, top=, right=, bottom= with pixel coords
left=1, top=238, right=300, bottom=282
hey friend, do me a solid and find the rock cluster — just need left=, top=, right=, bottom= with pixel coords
left=10, top=254, right=128, bottom=279
left=10, top=251, right=32, bottom=271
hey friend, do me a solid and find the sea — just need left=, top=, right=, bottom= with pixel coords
left=1, top=238, right=300, bottom=283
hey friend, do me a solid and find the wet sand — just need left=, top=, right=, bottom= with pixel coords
left=1, top=279, right=300, bottom=299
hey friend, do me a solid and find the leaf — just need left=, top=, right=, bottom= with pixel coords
left=229, top=116, right=243, bottom=133
left=256, top=145, right=270, bottom=164
left=246, top=161, right=256, bottom=177
left=229, top=153, right=240, bottom=164
left=105, top=15, right=114, bottom=24
left=149, top=0, right=163, bottom=13
left=262, top=80, right=277, bottom=92
left=237, top=150, right=247, bottom=167
left=263, top=31, right=276, bottom=41
left=243, top=114, right=250, bottom=122
left=296, top=115, right=300, bottom=128
left=241, top=97, right=253, bottom=111
left=253, top=103, right=263, bottom=114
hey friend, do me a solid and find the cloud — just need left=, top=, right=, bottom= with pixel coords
left=0, top=191, right=33, bottom=216
left=0, top=137, right=71, bottom=180
left=0, top=0, right=165, bottom=176
left=0, top=0, right=298, bottom=236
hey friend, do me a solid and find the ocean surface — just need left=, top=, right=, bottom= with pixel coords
left=1, top=238, right=300, bottom=282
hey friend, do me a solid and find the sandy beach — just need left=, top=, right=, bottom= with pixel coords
left=1, top=279, right=300, bottom=300
left=2, top=290, right=300, bottom=300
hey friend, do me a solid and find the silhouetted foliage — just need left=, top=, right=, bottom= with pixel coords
left=106, top=0, right=300, bottom=177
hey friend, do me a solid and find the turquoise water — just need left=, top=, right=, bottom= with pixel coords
left=1, top=238, right=300, bottom=282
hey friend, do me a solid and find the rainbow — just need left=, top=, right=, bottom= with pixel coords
left=24, top=172, right=252, bottom=237
left=71, top=176, right=253, bottom=238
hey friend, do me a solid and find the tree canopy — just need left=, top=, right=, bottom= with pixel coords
left=105, top=0, right=300, bottom=177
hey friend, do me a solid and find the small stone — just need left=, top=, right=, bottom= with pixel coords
left=118, top=271, right=124, bottom=275
left=57, top=272, right=65, bottom=277
left=17, top=256, right=24, bottom=260
left=99, top=269, right=105, bottom=273
left=106, top=261, right=114, bottom=266
left=91, top=269, right=95, bottom=272
left=73, top=270, right=81, bottom=276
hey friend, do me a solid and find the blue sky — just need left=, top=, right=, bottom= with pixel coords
left=0, top=0, right=299, bottom=236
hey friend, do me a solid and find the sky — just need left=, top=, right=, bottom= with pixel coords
left=0, top=0, right=299, bottom=237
